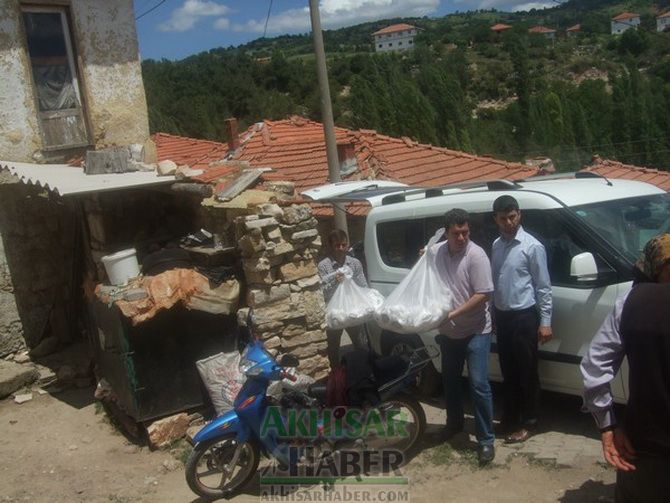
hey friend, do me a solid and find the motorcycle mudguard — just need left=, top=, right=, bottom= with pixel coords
left=192, top=410, right=251, bottom=444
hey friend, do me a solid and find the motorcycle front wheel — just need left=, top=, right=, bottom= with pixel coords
left=185, top=433, right=260, bottom=500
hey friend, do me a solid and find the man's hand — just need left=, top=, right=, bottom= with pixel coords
left=335, top=272, right=344, bottom=283
left=601, top=428, right=636, bottom=471
left=538, top=326, right=552, bottom=344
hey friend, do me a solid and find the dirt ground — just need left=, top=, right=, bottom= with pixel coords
left=0, top=382, right=616, bottom=503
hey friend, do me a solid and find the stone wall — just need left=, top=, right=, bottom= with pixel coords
left=237, top=203, right=330, bottom=380
left=0, top=175, right=77, bottom=356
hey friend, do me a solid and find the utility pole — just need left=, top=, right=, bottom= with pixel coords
left=308, top=0, right=348, bottom=234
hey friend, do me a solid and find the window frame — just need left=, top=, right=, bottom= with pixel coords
left=21, top=4, right=91, bottom=151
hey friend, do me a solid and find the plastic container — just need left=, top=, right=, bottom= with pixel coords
left=101, top=248, right=140, bottom=286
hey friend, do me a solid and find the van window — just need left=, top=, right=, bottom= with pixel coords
left=522, top=209, right=614, bottom=286
left=572, top=194, right=670, bottom=264
left=376, top=219, right=425, bottom=268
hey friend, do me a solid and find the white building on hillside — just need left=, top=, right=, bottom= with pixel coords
left=372, top=23, right=417, bottom=53
left=658, top=12, right=670, bottom=32
left=611, top=12, right=640, bottom=35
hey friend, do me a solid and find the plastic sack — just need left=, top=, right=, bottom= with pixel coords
left=375, top=242, right=453, bottom=334
left=325, top=267, right=385, bottom=329
left=196, top=352, right=246, bottom=416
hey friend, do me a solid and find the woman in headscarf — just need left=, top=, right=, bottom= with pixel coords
left=581, top=233, right=670, bottom=503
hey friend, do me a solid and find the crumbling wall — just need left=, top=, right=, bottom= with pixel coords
left=237, top=203, right=330, bottom=380
left=0, top=175, right=77, bottom=356
left=0, top=0, right=150, bottom=162
left=0, top=0, right=42, bottom=161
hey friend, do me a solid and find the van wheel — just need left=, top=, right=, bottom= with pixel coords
left=381, top=332, right=440, bottom=397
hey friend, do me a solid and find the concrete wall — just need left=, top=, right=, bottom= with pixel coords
left=0, top=0, right=150, bottom=162
left=374, top=29, right=416, bottom=53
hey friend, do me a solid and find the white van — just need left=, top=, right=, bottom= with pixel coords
left=305, top=174, right=670, bottom=401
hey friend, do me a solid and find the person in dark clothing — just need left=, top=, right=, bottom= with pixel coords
left=581, top=233, right=670, bottom=503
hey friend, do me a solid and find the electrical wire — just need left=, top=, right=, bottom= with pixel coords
left=263, top=0, right=273, bottom=38
left=136, top=0, right=168, bottom=21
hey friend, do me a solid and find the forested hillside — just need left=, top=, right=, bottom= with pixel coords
left=142, top=0, right=670, bottom=171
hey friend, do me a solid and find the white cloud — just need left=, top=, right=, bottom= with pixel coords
left=234, top=0, right=439, bottom=34
left=213, top=17, right=230, bottom=30
left=158, top=0, right=230, bottom=32
left=453, top=1, right=556, bottom=12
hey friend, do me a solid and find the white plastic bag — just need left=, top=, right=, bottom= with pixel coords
left=375, top=242, right=453, bottom=334
left=326, top=267, right=385, bottom=329
left=196, top=352, right=246, bottom=416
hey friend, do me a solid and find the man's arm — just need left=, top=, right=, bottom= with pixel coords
left=581, top=291, right=635, bottom=470
left=447, top=247, right=493, bottom=322
left=350, top=258, right=369, bottom=289
left=448, top=293, right=489, bottom=321
left=529, top=243, right=553, bottom=341
left=317, top=259, right=339, bottom=302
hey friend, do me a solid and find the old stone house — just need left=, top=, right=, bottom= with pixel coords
left=0, top=0, right=159, bottom=357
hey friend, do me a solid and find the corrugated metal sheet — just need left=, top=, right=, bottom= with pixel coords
left=0, top=161, right=175, bottom=196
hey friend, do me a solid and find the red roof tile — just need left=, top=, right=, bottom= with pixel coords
left=612, top=12, right=639, bottom=21
left=372, top=23, right=416, bottom=36
left=153, top=132, right=228, bottom=170
left=230, top=116, right=537, bottom=191
left=491, top=23, right=512, bottom=31
left=154, top=117, right=539, bottom=198
left=582, top=157, right=670, bottom=192
left=529, top=25, right=556, bottom=34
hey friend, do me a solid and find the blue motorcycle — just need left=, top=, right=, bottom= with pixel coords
left=185, top=326, right=433, bottom=500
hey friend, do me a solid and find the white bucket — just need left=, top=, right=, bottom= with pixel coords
left=101, top=248, right=140, bottom=286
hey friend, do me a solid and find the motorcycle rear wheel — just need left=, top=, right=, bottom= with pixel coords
left=365, top=395, right=426, bottom=461
left=185, top=434, right=259, bottom=499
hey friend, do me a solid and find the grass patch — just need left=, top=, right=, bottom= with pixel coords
left=427, top=441, right=495, bottom=470
left=516, top=452, right=561, bottom=470
left=167, top=437, right=191, bottom=465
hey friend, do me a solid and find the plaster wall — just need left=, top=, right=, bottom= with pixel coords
left=0, top=0, right=150, bottom=162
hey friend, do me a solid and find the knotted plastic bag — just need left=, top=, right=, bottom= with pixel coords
left=375, top=242, right=453, bottom=334
left=325, top=267, right=385, bottom=329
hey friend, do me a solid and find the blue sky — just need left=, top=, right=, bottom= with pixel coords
left=134, top=0, right=555, bottom=61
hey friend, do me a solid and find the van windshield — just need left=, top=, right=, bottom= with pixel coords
left=572, top=193, right=670, bottom=264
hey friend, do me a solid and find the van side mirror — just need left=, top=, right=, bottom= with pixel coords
left=570, top=252, right=598, bottom=281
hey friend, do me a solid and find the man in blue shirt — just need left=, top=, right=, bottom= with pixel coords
left=491, top=195, right=553, bottom=444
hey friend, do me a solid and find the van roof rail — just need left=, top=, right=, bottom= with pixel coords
left=380, top=179, right=521, bottom=205
left=518, top=171, right=613, bottom=186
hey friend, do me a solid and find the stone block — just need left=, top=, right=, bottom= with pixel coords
left=243, top=257, right=273, bottom=285
left=279, top=260, right=318, bottom=282
left=299, top=354, right=330, bottom=377
left=291, top=229, right=319, bottom=242
left=85, top=147, right=130, bottom=175
left=157, top=159, right=177, bottom=176
left=297, top=275, right=321, bottom=289
left=147, top=412, right=191, bottom=449
left=258, top=203, right=284, bottom=219
left=253, top=299, right=295, bottom=324
left=266, top=228, right=282, bottom=241
left=301, top=289, right=326, bottom=328
left=281, top=329, right=326, bottom=349
left=289, top=341, right=327, bottom=359
left=282, top=322, right=307, bottom=338
left=281, top=205, right=312, bottom=225
left=266, top=181, right=295, bottom=196
left=255, top=320, right=284, bottom=335
left=265, top=240, right=295, bottom=257
left=247, top=284, right=291, bottom=308
left=263, top=336, right=282, bottom=349
left=238, top=233, right=266, bottom=257
left=280, top=217, right=319, bottom=235
left=245, top=217, right=278, bottom=230
left=0, top=360, right=38, bottom=398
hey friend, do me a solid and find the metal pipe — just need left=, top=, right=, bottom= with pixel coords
left=308, top=0, right=348, bottom=234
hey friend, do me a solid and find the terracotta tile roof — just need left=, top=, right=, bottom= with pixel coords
left=529, top=25, right=556, bottom=34
left=658, top=11, right=670, bottom=19
left=229, top=116, right=538, bottom=192
left=153, top=132, right=228, bottom=170
left=612, top=12, right=639, bottom=21
left=491, top=23, right=512, bottom=31
left=372, top=23, right=416, bottom=36
left=582, top=157, right=670, bottom=192
left=566, top=24, right=581, bottom=32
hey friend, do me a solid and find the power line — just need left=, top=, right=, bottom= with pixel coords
left=263, top=0, right=273, bottom=38
left=136, top=0, right=168, bottom=21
